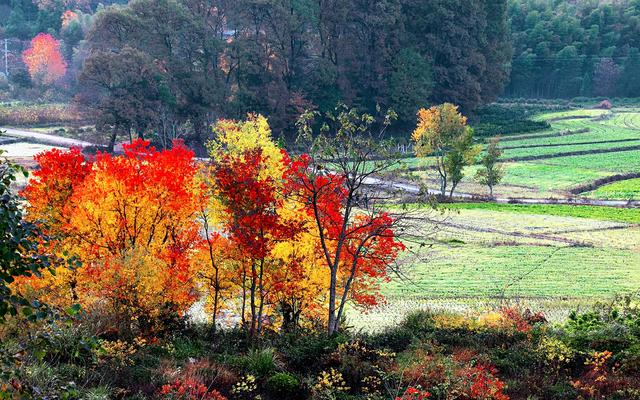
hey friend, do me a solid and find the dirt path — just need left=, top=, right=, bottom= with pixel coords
left=1, top=127, right=97, bottom=148
left=3, top=127, right=638, bottom=208
left=437, top=220, right=589, bottom=246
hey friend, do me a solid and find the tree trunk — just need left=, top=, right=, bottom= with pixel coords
left=256, top=259, right=265, bottom=333
left=327, top=266, right=338, bottom=335
left=249, top=261, right=257, bottom=337
left=281, top=301, right=294, bottom=333
left=449, top=181, right=458, bottom=198
left=108, top=130, right=117, bottom=153
left=241, top=268, right=247, bottom=330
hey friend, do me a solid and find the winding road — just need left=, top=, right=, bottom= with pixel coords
left=1, top=127, right=97, bottom=148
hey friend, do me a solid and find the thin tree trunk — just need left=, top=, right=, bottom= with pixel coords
left=256, top=258, right=265, bottom=333
left=202, top=212, right=220, bottom=336
left=241, top=268, right=247, bottom=330
left=108, top=130, right=117, bottom=153
left=328, top=267, right=338, bottom=335
left=450, top=181, right=458, bottom=198
left=249, top=261, right=257, bottom=336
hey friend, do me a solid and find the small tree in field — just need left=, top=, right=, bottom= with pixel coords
left=475, top=137, right=504, bottom=197
left=412, top=103, right=479, bottom=197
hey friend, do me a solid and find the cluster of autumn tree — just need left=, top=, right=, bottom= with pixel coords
left=8, top=111, right=405, bottom=336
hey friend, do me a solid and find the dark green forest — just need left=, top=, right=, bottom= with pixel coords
left=508, top=0, right=640, bottom=99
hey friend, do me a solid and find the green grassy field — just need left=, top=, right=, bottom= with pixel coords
left=445, top=202, right=640, bottom=223
left=352, top=202, right=640, bottom=329
left=586, top=178, right=640, bottom=199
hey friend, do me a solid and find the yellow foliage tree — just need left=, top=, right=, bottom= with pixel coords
left=412, top=103, right=480, bottom=196
left=203, top=114, right=328, bottom=333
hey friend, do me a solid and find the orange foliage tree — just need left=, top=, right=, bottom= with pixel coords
left=18, top=140, right=202, bottom=333
left=61, top=10, right=80, bottom=29
left=22, top=33, right=67, bottom=85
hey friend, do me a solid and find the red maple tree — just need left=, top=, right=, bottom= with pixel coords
left=22, top=33, right=67, bottom=85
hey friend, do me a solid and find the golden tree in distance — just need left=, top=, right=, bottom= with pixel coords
left=412, top=103, right=479, bottom=197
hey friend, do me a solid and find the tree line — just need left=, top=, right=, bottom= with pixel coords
left=2, top=0, right=511, bottom=151
left=507, top=0, right=640, bottom=99
left=10, top=0, right=640, bottom=148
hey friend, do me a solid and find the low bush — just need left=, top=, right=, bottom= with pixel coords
left=471, top=104, right=553, bottom=137
left=2, top=304, right=640, bottom=399
left=0, top=102, right=85, bottom=126
left=265, top=372, right=300, bottom=398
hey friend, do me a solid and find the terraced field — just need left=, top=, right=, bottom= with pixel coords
left=353, top=106, right=640, bottom=331
left=400, top=106, right=640, bottom=199
left=586, top=178, right=640, bottom=199
left=351, top=202, right=640, bottom=330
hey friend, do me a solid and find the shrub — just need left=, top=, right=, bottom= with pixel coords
left=177, top=359, right=238, bottom=393
left=538, top=336, right=575, bottom=371
left=396, top=386, right=431, bottom=399
left=81, top=386, right=112, bottom=400
left=490, top=343, right=539, bottom=377
left=542, top=381, right=580, bottom=400
left=279, top=332, right=346, bottom=373
left=458, top=364, right=509, bottom=400
left=265, top=372, right=300, bottom=398
left=400, top=310, right=436, bottom=337
left=245, top=348, right=279, bottom=378
left=312, top=368, right=350, bottom=399
left=159, top=378, right=227, bottom=400
left=0, top=103, right=84, bottom=126
left=571, top=351, right=628, bottom=399
left=564, top=310, right=638, bottom=354
left=328, top=340, right=396, bottom=393
left=27, top=322, right=100, bottom=366
left=619, top=344, right=640, bottom=373
left=170, top=336, right=206, bottom=361
left=368, top=324, right=416, bottom=353
left=231, top=374, right=258, bottom=398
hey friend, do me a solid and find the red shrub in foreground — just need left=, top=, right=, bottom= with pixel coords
left=396, top=386, right=431, bottom=399
left=459, top=364, right=509, bottom=400
left=498, top=306, right=545, bottom=334
left=159, top=378, right=227, bottom=400
left=402, top=349, right=509, bottom=400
